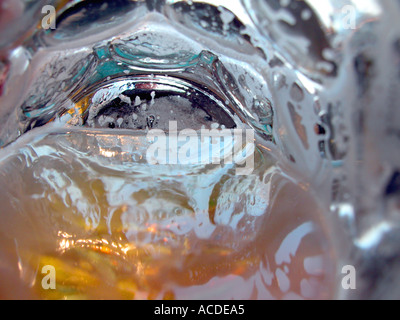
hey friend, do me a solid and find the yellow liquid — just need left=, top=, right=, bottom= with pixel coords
left=0, top=127, right=337, bottom=299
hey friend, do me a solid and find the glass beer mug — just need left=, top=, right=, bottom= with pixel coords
left=0, top=0, right=399, bottom=300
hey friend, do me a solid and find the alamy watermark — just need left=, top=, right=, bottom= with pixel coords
left=341, top=5, right=357, bottom=30
left=40, top=263, right=357, bottom=292
left=39, top=3, right=358, bottom=31
left=41, top=5, right=56, bottom=30
left=41, top=265, right=56, bottom=290
left=341, top=265, right=356, bottom=290
left=146, top=121, right=255, bottom=175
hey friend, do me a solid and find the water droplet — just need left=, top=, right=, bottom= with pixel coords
left=134, top=96, right=141, bottom=107
left=301, top=9, right=312, bottom=21
left=290, top=83, right=304, bottom=102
